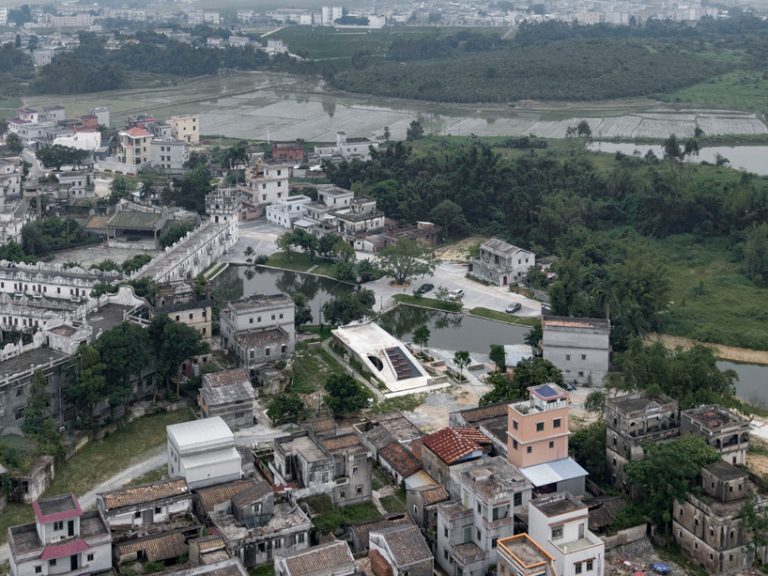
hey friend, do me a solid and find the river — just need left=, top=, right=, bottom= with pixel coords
left=588, top=142, right=768, bottom=175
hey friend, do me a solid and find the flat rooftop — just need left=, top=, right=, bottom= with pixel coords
left=542, top=315, right=610, bottom=331
left=0, top=347, right=69, bottom=381
left=684, top=405, right=748, bottom=430
left=532, top=493, right=585, bottom=518
left=167, top=417, right=234, bottom=453
left=704, top=460, right=748, bottom=482
left=609, top=392, right=678, bottom=415
left=279, top=434, right=328, bottom=463
left=499, top=534, right=554, bottom=569
left=459, top=457, right=531, bottom=500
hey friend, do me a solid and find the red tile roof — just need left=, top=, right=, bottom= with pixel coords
left=379, top=442, right=421, bottom=478
left=124, top=127, right=151, bottom=138
left=421, top=427, right=491, bottom=465
left=40, top=539, right=89, bottom=560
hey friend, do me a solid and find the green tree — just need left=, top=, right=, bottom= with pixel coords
left=293, top=293, right=313, bottom=325
left=489, top=344, right=506, bottom=372
left=6, top=133, right=23, bottom=155
left=0, top=241, right=35, bottom=263
left=383, top=126, right=390, bottom=141
left=36, top=144, right=89, bottom=170
left=584, top=390, right=606, bottom=416
left=453, top=350, right=471, bottom=380
left=154, top=318, right=209, bottom=398
left=430, top=199, right=467, bottom=239
left=376, top=238, right=437, bottom=285
left=406, top=120, right=425, bottom=141
left=413, top=325, right=431, bottom=352
left=22, top=370, right=62, bottom=456
left=277, top=231, right=295, bottom=260
left=65, top=345, right=106, bottom=429
left=744, top=222, right=768, bottom=286
left=323, top=373, right=371, bottom=416
left=267, top=394, right=308, bottom=425
left=570, top=422, right=607, bottom=484
left=663, top=134, right=682, bottom=161
left=109, top=175, right=133, bottom=204
left=322, top=289, right=375, bottom=325
left=159, top=221, right=196, bottom=248
left=96, top=322, right=150, bottom=413
left=480, top=357, right=563, bottom=405
left=625, top=435, right=719, bottom=531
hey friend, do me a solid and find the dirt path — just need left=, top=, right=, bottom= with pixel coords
left=648, top=333, right=768, bottom=366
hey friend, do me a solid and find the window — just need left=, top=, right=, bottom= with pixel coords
left=491, top=538, right=498, bottom=548
left=549, top=441, right=555, bottom=448
left=53, top=521, right=64, bottom=531
left=476, top=502, right=482, bottom=513
left=512, top=420, right=518, bottom=430
left=444, top=550, right=449, bottom=560
left=266, top=348, right=270, bottom=357
left=575, top=562, right=583, bottom=575
left=340, top=489, right=346, bottom=498
left=444, top=527, right=448, bottom=538
left=189, top=313, right=193, bottom=320
left=274, top=539, right=282, bottom=549
left=513, top=492, right=522, bottom=507
left=553, top=418, right=561, bottom=428
left=249, top=318, right=254, bottom=324
left=536, top=422, right=544, bottom=432
left=298, top=533, right=305, bottom=543
left=356, top=485, right=363, bottom=495
left=476, top=529, right=481, bottom=541
left=581, top=354, right=587, bottom=360
left=271, top=315, right=276, bottom=321
left=513, top=439, right=518, bottom=450
left=154, top=506, right=162, bottom=514
left=35, top=567, right=42, bottom=574
left=279, top=313, right=284, bottom=319
left=87, top=554, right=94, bottom=562
left=551, top=526, right=563, bottom=539
left=134, top=511, right=141, bottom=518
left=526, top=446, right=532, bottom=454
left=586, top=560, right=593, bottom=571
left=566, top=354, right=571, bottom=361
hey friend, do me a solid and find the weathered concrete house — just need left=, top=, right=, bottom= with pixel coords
left=274, top=540, right=355, bottom=576
left=369, top=524, right=433, bottom=576
left=681, top=405, right=751, bottom=466
left=198, top=369, right=256, bottom=431
left=468, top=238, right=535, bottom=287
left=542, top=316, right=610, bottom=387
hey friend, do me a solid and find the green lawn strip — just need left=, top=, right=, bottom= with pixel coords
left=300, top=494, right=381, bottom=534
left=372, top=466, right=391, bottom=491
left=379, top=495, right=406, bottom=514
left=48, top=409, right=194, bottom=497
left=263, top=252, right=339, bottom=279
left=654, top=235, right=768, bottom=350
left=248, top=566, right=275, bottom=576
left=393, top=294, right=462, bottom=312
left=371, top=393, right=426, bottom=415
left=125, top=466, right=167, bottom=488
left=290, top=345, right=345, bottom=394
left=469, top=307, right=540, bottom=327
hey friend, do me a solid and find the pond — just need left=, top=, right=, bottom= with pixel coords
left=718, top=360, right=768, bottom=408
left=588, top=142, right=768, bottom=175
left=212, top=265, right=353, bottom=317
left=379, top=305, right=532, bottom=355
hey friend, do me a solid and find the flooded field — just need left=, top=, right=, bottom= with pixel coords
left=23, top=72, right=768, bottom=142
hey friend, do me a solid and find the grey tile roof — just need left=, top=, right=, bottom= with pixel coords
left=372, top=524, right=432, bottom=567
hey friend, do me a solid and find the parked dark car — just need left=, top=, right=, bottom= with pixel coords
left=414, top=283, right=435, bottom=295
left=505, top=302, right=522, bottom=314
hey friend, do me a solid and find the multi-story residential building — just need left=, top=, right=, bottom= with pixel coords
left=169, top=114, right=200, bottom=144
left=421, top=427, right=493, bottom=490
left=335, top=196, right=385, bottom=248
left=673, top=460, right=767, bottom=575
left=271, top=141, right=305, bottom=163
left=266, top=196, right=312, bottom=228
left=407, top=484, right=449, bottom=536
left=370, top=524, right=433, bottom=576
left=681, top=405, right=751, bottom=466
left=118, top=127, right=152, bottom=167
left=507, top=384, right=587, bottom=496
left=0, top=200, right=27, bottom=245
left=97, top=478, right=193, bottom=539
left=206, top=186, right=242, bottom=225
left=55, top=171, right=94, bottom=200
left=313, top=131, right=379, bottom=161
left=275, top=540, right=355, bottom=576
left=542, top=316, right=610, bottom=387
left=316, top=185, right=354, bottom=210
left=167, top=417, right=242, bottom=489
left=0, top=158, right=23, bottom=199
left=8, top=494, right=112, bottom=576
left=245, top=162, right=290, bottom=205
left=273, top=430, right=373, bottom=506
left=436, top=457, right=533, bottom=576
left=219, top=294, right=295, bottom=382
left=497, top=534, right=556, bottom=576
left=527, top=493, right=605, bottom=576
left=151, top=138, right=188, bottom=174
left=604, top=391, right=680, bottom=489
left=89, top=107, right=109, bottom=128
left=468, top=238, right=535, bottom=286
left=198, top=368, right=256, bottom=430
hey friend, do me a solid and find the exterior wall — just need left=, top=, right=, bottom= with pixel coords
left=165, top=304, right=212, bottom=338
left=229, top=523, right=310, bottom=568
left=119, top=134, right=151, bottom=166
left=369, top=539, right=432, bottom=576
left=202, top=401, right=255, bottom=431
left=507, top=403, right=569, bottom=469
left=421, top=446, right=450, bottom=489
left=681, top=411, right=750, bottom=466
left=151, top=139, right=188, bottom=174
left=0, top=263, right=118, bottom=303
left=332, top=450, right=372, bottom=506
left=542, top=326, right=609, bottom=387
left=169, top=115, right=200, bottom=144
left=469, top=248, right=534, bottom=286
left=436, top=507, right=486, bottom=576
left=246, top=165, right=290, bottom=205
left=102, top=498, right=192, bottom=530
left=219, top=297, right=295, bottom=344
left=265, top=197, right=311, bottom=229
left=10, top=540, right=112, bottom=576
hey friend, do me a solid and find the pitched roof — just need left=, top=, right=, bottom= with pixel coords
left=421, top=427, right=492, bottom=465
left=371, top=524, right=432, bottom=567
left=124, top=127, right=151, bottom=138
left=281, top=540, right=355, bottom=576
left=116, top=531, right=187, bottom=562
left=481, top=238, right=522, bottom=255
left=196, top=479, right=254, bottom=513
left=451, top=402, right=508, bottom=425
left=230, top=480, right=272, bottom=507
left=100, top=478, right=189, bottom=511
left=351, top=515, right=412, bottom=551
left=379, top=442, right=421, bottom=478
left=418, top=485, right=449, bottom=506
left=107, top=209, right=164, bottom=230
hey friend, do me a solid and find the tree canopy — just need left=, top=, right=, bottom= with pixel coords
left=480, top=357, right=564, bottom=405
left=376, top=238, right=437, bottom=285
left=323, top=373, right=371, bottom=416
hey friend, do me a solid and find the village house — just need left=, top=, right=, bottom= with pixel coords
left=604, top=391, right=680, bottom=489
left=265, top=196, right=312, bottom=229
left=206, top=186, right=242, bottom=226
left=245, top=162, right=290, bottom=205
left=151, top=138, right=188, bottom=174
left=353, top=412, right=423, bottom=461
left=114, top=530, right=189, bottom=566
left=406, top=484, right=450, bottom=539
left=97, top=478, right=193, bottom=539
left=169, top=114, right=200, bottom=144
left=5, top=456, right=55, bottom=505
left=421, top=428, right=493, bottom=491
left=497, top=534, right=556, bottom=576
left=8, top=494, right=112, bottom=576
left=349, top=515, right=413, bottom=555
left=155, top=281, right=214, bottom=338
left=673, top=460, right=767, bottom=574
left=271, top=141, right=306, bottom=163
left=167, top=417, right=242, bottom=489
left=0, top=158, right=23, bottom=199
left=198, top=369, right=256, bottom=431
left=161, top=558, right=250, bottom=576
left=436, top=457, right=532, bottom=576
left=526, top=493, right=605, bottom=576
left=681, top=405, right=751, bottom=466
left=273, top=430, right=373, bottom=506
left=369, top=524, right=433, bottom=576
left=378, top=442, right=422, bottom=486
left=188, top=534, right=230, bottom=565
left=195, top=478, right=267, bottom=521
left=449, top=403, right=510, bottom=457
left=313, top=131, right=379, bottom=161
left=468, top=238, right=535, bottom=287
left=118, top=127, right=152, bottom=167
left=219, top=294, right=295, bottom=384
left=274, top=540, right=355, bottom=576
left=507, top=384, right=587, bottom=497
left=542, top=316, right=610, bottom=387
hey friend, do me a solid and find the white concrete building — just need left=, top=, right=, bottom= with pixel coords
left=527, top=493, right=604, bottom=576
left=245, top=162, right=290, bottom=205
left=151, top=138, right=188, bottom=174
left=0, top=158, right=23, bottom=199
left=166, top=417, right=242, bottom=489
left=314, top=131, right=379, bottom=161
left=8, top=494, right=112, bottom=576
left=52, top=131, right=101, bottom=151
left=266, top=195, right=311, bottom=228
left=542, top=316, right=610, bottom=387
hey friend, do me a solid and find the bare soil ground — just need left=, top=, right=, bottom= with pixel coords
left=434, top=236, right=488, bottom=263
left=648, top=333, right=768, bottom=366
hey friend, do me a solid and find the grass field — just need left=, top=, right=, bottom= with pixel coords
left=290, top=345, right=345, bottom=393
left=469, top=307, right=540, bottom=327
left=656, top=234, right=768, bottom=350
left=300, top=494, right=381, bottom=533
left=371, top=393, right=427, bottom=414
left=380, top=494, right=407, bottom=513
left=265, top=252, right=339, bottom=278
left=393, top=294, right=462, bottom=312
left=658, top=70, right=768, bottom=112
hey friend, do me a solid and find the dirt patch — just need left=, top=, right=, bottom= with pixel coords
left=648, top=333, right=768, bottom=366
left=434, top=236, right=488, bottom=263
left=747, top=452, right=768, bottom=480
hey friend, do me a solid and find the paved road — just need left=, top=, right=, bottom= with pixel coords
left=21, top=149, right=45, bottom=181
